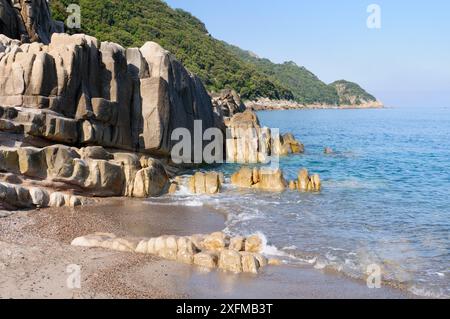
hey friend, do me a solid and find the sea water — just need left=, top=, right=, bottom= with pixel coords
left=151, top=106, right=450, bottom=298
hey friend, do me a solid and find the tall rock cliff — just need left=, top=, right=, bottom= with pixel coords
left=0, top=33, right=216, bottom=156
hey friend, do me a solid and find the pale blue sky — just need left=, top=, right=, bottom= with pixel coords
left=164, top=0, right=450, bottom=107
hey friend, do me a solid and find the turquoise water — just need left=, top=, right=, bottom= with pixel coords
left=155, top=107, right=450, bottom=298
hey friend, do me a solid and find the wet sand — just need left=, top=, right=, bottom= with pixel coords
left=0, top=198, right=413, bottom=299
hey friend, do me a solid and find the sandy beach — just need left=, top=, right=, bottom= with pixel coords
left=0, top=199, right=413, bottom=299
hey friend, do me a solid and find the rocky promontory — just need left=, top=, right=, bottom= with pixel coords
left=246, top=98, right=384, bottom=111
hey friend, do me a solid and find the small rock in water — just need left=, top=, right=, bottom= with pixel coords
left=188, top=172, right=221, bottom=194
left=231, top=167, right=287, bottom=192
left=268, top=258, right=282, bottom=266
left=324, top=147, right=334, bottom=154
left=296, top=168, right=321, bottom=192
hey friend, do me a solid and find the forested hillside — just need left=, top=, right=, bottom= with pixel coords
left=225, top=43, right=340, bottom=105
left=50, top=0, right=379, bottom=106
left=50, top=0, right=293, bottom=101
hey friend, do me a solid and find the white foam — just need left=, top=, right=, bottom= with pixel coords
left=184, top=200, right=204, bottom=207
left=408, top=285, right=448, bottom=299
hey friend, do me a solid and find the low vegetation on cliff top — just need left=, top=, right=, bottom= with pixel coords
left=50, top=0, right=377, bottom=105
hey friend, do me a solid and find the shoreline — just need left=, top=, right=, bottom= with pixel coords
left=247, top=105, right=385, bottom=112
left=244, top=100, right=385, bottom=111
left=0, top=198, right=414, bottom=299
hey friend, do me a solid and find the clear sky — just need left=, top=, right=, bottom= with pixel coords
left=164, top=0, right=450, bottom=108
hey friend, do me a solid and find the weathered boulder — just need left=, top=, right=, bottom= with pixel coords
left=254, top=169, right=287, bottom=192
left=226, top=110, right=266, bottom=164
left=202, top=232, right=228, bottom=252
left=132, top=159, right=169, bottom=197
left=289, top=180, right=297, bottom=190
left=49, top=192, right=65, bottom=207
left=231, top=167, right=287, bottom=192
left=245, top=234, right=264, bottom=253
left=296, top=168, right=321, bottom=192
left=137, top=41, right=216, bottom=156
left=231, top=167, right=253, bottom=188
left=218, top=249, right=243, bottom=273
left=240, top=252, right=260, bottom=274
left=43, top=144, right=79, bottom=178
left=194, top=252, right=218, bottom=269
left=177, top=237, right=196, bottom=255
left=29, top=187, right=49, bottom=207
left=17, top=147, right=46, bottom=178
left=253, top=253, right=268, bottom=267
left=281, top=133, right=304, bottom=154
left=80, top=146, right=113, bottom=160
left=71, top=233, right=116, bottom=247
left=211, top=89, right=246, bottom=118
left=0, top=182, right=32, bottom=208
left=0, top=148, right=19, bottom=172
left=225, top=109, right=303, bottom=164
left=113, top=152, right=140, bottom=197
left=188, top=171, right=222, bottom=194
left=0, top=181, right=86, bottom=209
left=229, top=236, right=245, bottom=252
left=83, top=160, right=125, bottom=197
left=72, top=232, right=277, bottom=274
left=177, top=250, right=194, bottom=265
left=168, top=181, right=178, bottom=194
left=72, top=233, right=138, bottom=252
left=0, top=142, right=176, bottom=208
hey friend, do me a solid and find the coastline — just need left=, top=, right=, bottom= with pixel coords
left=245, top=99, right=384, bottom=111
left=0, top=198, right=413, bottom=299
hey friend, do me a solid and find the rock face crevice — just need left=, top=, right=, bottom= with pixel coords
left=0, top=0, right=63, bottom=44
